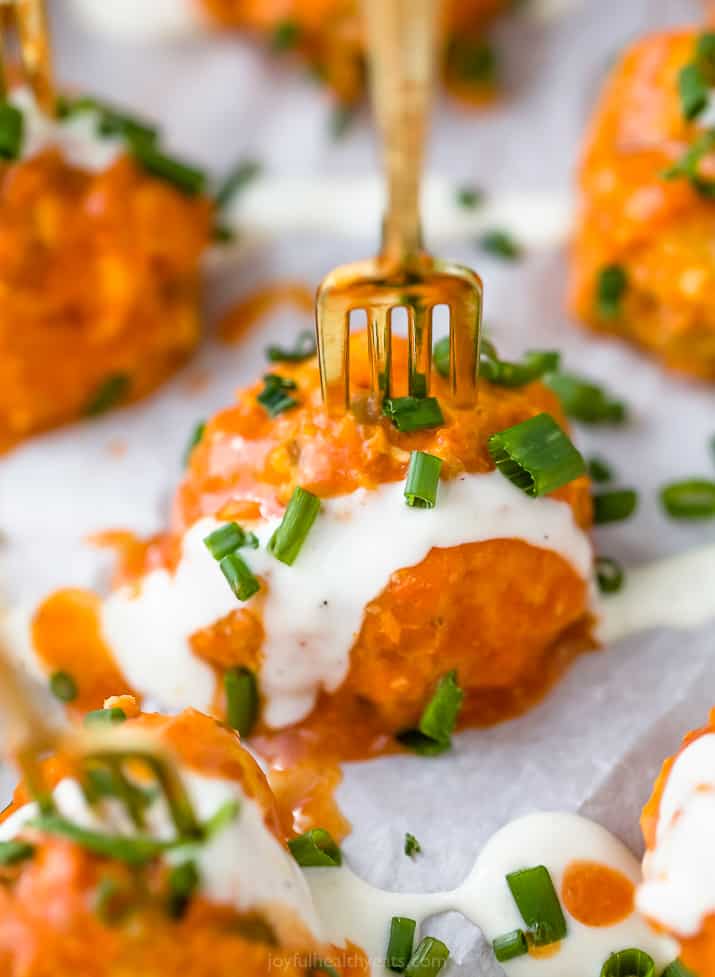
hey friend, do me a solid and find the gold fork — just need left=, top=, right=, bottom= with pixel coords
left=315, top=0, right=483, bottom=414
left=0, top=0, right=55, bottom=114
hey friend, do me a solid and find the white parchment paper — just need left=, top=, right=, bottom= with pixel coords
left=1, top=0, right=715, bottom=970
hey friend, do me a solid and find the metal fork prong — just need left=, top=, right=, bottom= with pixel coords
left=449, top=299, right=481, bottom=407
left=368, top=307, right=391, bottom=400
left=0, top=5, right=13, bottom=100
left=14, top=0, right=54, bottom=114
left=316, top=288, right=350, bottom=413
left=408, top=302, right=432, bottom=398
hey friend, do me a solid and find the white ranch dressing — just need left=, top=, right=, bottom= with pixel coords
left=306, top=812, right=676, bottom=977
left=98, top=471, right=593, bottom=728
left=0, top=768, right=323, bottom=938
left=598, top=544, right=715, bottom=644
left=9, top=88, right=124, bottom=171
left=638, top=733, right=715, bottom=939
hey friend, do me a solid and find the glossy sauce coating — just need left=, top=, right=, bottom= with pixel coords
left=561, top=860, right=634, bottom=927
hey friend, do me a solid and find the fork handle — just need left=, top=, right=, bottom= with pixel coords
left=362, top=0, right=439, bottom=266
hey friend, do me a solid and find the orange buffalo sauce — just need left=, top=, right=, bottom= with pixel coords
left=219, top=282, right=314, bottom=345
left=561, top=860, right=634, bottom=927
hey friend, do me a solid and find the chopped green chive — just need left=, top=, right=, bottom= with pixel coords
left=266, top=330, right=317, bottom=363
left=288, top=828, right=342, bottom=867
left=479, top=228, right=522, bottom=261
left=545, top=371, right=627, bottom=424
left=662, top=960, right=697, bottom=977
left=183, top=420, right=206, bottom=467
left=386, top=917, right=417, bottom=972
left=588, top=456, right=614, bottom=483
left=0, top=839, right=35, bottom=866
left=397, top=670, right=464, bottom=756
left=167, top=860, right=200, bottom=918
left=492, top=929, right=529, bottom=962
left=28, top=814, right=167, bottom=866
left=404, top=833, right=422, bottom=858
left=432, top=337, right=451, bottom=379
left=506, top=865, right=567, bottom=946
left=404, top=451, right=442, bottom=509
left=57, top=94, right=158, bottom=147
left=271, top=19, right=301, bottom=51
left=596, top=264, right=628, bottom=318
left=204, top=522, right=258, bottom=560
left=130, top=140, right=206, bottom=196
left=257, top=374, right=299, bottom=417
left=215, top=159, right=262, bottom=210
left=600, top=948, right=655, bottom=977
left=449, top=36, right=497, bottom=86
left=219, top=552, right=260, bottom=602
left=49, top=670, right=78, bottom=703
left=310, top=961, right=340, bottom=977
left=0, top=101, right=24, bottom=160
left=456, top=185, right=484, bottom=209
left=663, top=129, right=715, bottom=198
left=268, top=486, right=321, bottom=565
left=595, top=556, right=624, bottom=594
left=480, top=348, right=561, bottom=388
left=84, top=707, right=127, bottom=726
left=593, top=489, right=638, bottom=524
left=225, top=667, right=259, bottom=738
left=212, top=223, right=235, bottom=243
left=678, top=62, right=709, bottom=121
left=330, top=104, right=356, bottom=141
left=383, top=396, right=444, bottom=433
left=488, top=413, right=585, bottom=497
left=660, top=479, right=715, bottom=519
left=84, top=373, right=130, bottom=417
left=696, top=33, right=715, bottom=80
left=404, top=937, right=450, bottom=977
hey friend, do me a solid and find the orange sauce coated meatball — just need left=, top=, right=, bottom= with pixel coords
left=0, top=150, right=212, bottom=453
left=570, top=29, right=715, bottom=380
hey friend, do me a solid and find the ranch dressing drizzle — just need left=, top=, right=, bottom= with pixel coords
left=10, top=88, right=124, bottom=172
left=598, top=544, right=715, bottom=644
left=98, top=471, right=593, bottom=728
left=305, top=812, right=675, bottom=977
left=638, top=733, right=715, bottom=938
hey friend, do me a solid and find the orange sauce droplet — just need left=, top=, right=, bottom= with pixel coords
left=218, top=282, right=314, bottom=344
left=528, top=940, right=561, bottom=959
left=561, top=860, right=634, bottom=927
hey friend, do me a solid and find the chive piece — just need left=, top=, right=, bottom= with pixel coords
left=660, top=479, right=715, bottom=519
left=0, top=101, right=24, bottom=160
left=386, top=917, right=417, bottom=972
left=404, top=451, right=442, bottom=509
left=383, top=396, right=444, bottom=433
left=488, top=413, right=585, bottom=497
left=84, top=373, right=131, bottom=417
left=202, top=799, right=241, bottom=840
left=183, top=420, right=205, bottom=467
left=219, top=552, right=260, bottom=602
left=167, top=860, right=200, bottom=919
left=479, top=228, right=522, bottom=261
left=0, top=839, right=35, bottom=866
left=593, top=489, right=638, bottom=525
left=481, top=348, right=561, bottom=388
left=49, top=670, right=78, bottom=703
left=662, top=961, right=698, bottom=977
left=545, top=372, right=627, bottom=424
left=404, top=833, right=422, bottom=858
left=268, top=486, right=321, bottom=565
left=330, top=105, right=356, bottom=141
left=600, top=949, right=655, bottom=977
left=433, top=337, right=451, bottom=379
left=663, top=130, right=715, bottom=198
left=595, top=556, right=624, bottom=594
left=404, top=937, right=450, bottom=977
left=225, top=667, right=259, bottom=737
left=56, top=95, right=158, bottom=147
left=130, top=140, right=206, bottom=196
left=506, top=865, right=567, bottom=946
left=456, top=185, right=484, bottom=209
left=397, top=670, right=464, bottom=756
left=271, top=19, right=300, bottom=51
left=204, top=522, right=258, bottom=560
left=493, top=929, right=529, bottom=962
left=257, top=374, right=299, bottom=417
left=213, top=223, right=235, bottom=243
left=311, top=962, right=340, bottom=977
left=84, top=707, right=127, bottom=726
left=288, top=828, right=342, bottom=867
left=266, top=330, right=317, bottom=363
left=588, top=456, right=613, bottom=483
left=678, top=63, right=708, bottom=121
left=596, top=264, right=628, bottom=318
left=215, top=159, right=262, bottom=210
left=696, top=33, right=715, bottom=82
left=28, top=814, right=168, bottom=865
left=449, top=36, right=497, bottom=86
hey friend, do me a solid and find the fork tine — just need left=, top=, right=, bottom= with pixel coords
left=316, top=282, right=350, bottom=413
left=14, top=0, right=54, bottom=114
left=407, top=301, right=432, bottom=398
left=0, top=5, right=13, bottom=100
left=449, top=280, right=482, bottom=407
left=368, top=306, right=391, bottom=400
